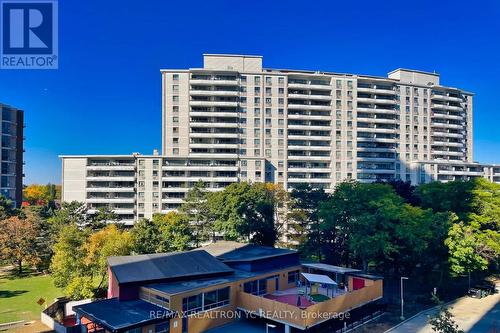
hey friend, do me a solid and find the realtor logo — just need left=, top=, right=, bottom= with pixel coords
left=1, top=0, right=58, bottom=69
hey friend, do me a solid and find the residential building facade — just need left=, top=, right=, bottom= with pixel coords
left=61, top=54, right=499, bottom=223
left=1, top=103, right=24, bottom=207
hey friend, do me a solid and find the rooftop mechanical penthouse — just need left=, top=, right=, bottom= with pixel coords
left=61, top=54, right=500, bottom=224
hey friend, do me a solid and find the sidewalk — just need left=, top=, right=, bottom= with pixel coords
left=386, top=287, right=500, bottom=333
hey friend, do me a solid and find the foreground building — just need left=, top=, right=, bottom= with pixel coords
left=71, top=242, right=383, bottom=333
left=0, top=103, right=24, bottom=207
left=61, top=54, right=500, bottom=223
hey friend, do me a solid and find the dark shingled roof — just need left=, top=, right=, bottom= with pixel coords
left=201, top=241, right=297, bottom=262
left=73, top=298, right=172, bottom=332
left=107, top=250, right=233, bottom=284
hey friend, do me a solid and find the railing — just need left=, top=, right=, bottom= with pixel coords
left=237, top=280, right=383, bottom=329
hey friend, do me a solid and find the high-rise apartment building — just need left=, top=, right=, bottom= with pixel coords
left=0, top=103, right=24, bottom=207
left=162, top=54, right=474, bottom=188
left=61, top=54, right=499, bottom=223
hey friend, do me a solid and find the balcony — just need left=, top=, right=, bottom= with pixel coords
left=190, top=131, right=239, bottom=138
left=287, top=93, right=331, bottom=101
left=431, top=103, right=464, bottom=112
left=86, top=176, right=135, bottom=182
left=189, top=79, right=238, bottom=86
left=356, top=97, right=397, bottom=105
left=189, top=100, right=238, bottom=107
left=237, top=279, right=383, bottom=330
left=288, top=103, right=331, bottom=111
left=356, top=87, right=396, bottom=95
left=190, top=90, right=239, bottom=97
left=86, top=197, right=135, bottom=204
left=288, top=83, right=332, bottom=91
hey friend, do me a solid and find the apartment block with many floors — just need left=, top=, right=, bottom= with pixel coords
left=0, top=103, right=24, bottom=207
left=61, top=54, right=499, bottom=223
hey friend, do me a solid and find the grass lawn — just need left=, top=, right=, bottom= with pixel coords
left=0, top=268, right=63, bottom=324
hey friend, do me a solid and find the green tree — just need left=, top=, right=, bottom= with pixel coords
left=179, top=181, right=213, bottom=244
left=89, top=207, right=119, bottom=231
left=130, top=218, right=161, bottom=254
left=154, top=212, right=194, bottom=252
left=50, top=224, right=133, bottom=299
left=50, top=224, right=88, bottom=290
left=0, top=194, right=17, bottom=219
left=429, top=301, right=464, bottom=333
left=209, top=182, right=278, bottom=246
left=287, top=184, right=328, bottom=257
left=445, top=222, right=489, bottom=287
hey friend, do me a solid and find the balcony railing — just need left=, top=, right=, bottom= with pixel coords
left=237, top=280, right=383, bottom=330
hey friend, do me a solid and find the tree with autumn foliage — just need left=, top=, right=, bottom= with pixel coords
left=50, top=224, right=133, bottom=299
left=23, top=184, right=52, bottom=205
left=0, top=216, right=41, bottom=274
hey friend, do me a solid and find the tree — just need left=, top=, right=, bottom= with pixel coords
left=179, top=181, right=212, bottom=244
left=88, top=207, right=119, bottom=231
left=0, top=195, right=17, bottom=219
left=23, top=184, right=51, bottom=205
left=376, top=179, right=420, bottom=205
left=287, top=184, right=328, bottom=257
left=154, top=212, right=194, bottom=252
left=131, top=218, right=161, bottom=254
left=84, top=224, right=133, bottom=290
left=51, top=224, right=133, bottom=299
left=0, top=216, right=41, bottom=274
left=419, top=179, right=500, bottom=277
left=209, top=182, right=278, bottom=246
left=429, top=299, right=464, bottom=333
left=50, top=224, right=88, bottom=290
left=445, top=222, right=489, bottom=287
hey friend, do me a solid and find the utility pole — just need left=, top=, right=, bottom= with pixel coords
left=400, top=276, right=409, bottom=320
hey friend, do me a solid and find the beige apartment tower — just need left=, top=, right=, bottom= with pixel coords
left=61, top=54, right=499, bottom=224
left=161, top=54, right=475, bottom=189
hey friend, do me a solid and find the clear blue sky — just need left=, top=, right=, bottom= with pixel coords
left=0, top=0, right=499, bottom=184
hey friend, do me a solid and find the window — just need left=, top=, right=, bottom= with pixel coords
left=173, top=106, right=179, bottom=113
left=155, top=322, right=169, bottom=333
left=172, top=85, right=179, bottom=92
left=265, top=77, right=272, bottom=85
left=288, top=270, right=300, bottom=284
left=278, top=77, right=284, bottom=84
left=254, top=76, right=260, bottom=85
left=172, top=96, right=179, bottom=102
left=173, top=74, right=179, bottom=81
left=172, top=117, right=179, bottom=123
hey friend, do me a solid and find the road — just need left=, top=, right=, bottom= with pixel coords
left=386, top=285, right=500, bottom=333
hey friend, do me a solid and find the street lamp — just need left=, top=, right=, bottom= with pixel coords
left=266, top=323, right=276, bottom=333
left=400, top=276, right=409, bottom=320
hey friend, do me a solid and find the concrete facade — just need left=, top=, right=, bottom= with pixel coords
left=0, top=103, right=24, bottom=207
left=61, top=54, right=499, bottom=224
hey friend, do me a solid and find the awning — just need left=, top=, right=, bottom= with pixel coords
left=73, top=298, right=173, bottom=332
left=302, top=263, right=361, bottom=274
left=301, top=273, right=337, bottom=285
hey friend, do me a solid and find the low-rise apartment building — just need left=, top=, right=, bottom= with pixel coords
left=70, top=242, right=383, bottom=333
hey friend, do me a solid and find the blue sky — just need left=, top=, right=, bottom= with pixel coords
left=0, top=0, right=499, bottom=184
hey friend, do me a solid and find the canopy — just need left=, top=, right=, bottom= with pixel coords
left=302, top=263, right=361, bottom=274
left=301, top=273, right=337, bottom=285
